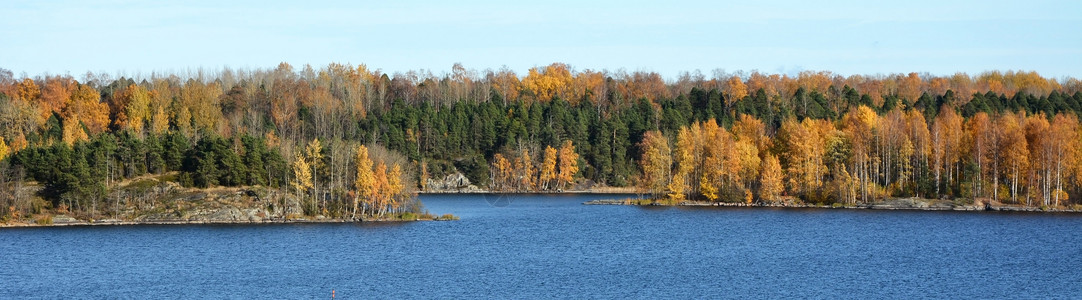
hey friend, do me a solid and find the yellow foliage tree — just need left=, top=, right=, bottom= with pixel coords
left=150, top=105, right=170, bottom=135
left=291, top=153, right=313, bottom=199
left=699, top=119, right=725, bottom=201
left=732, top=114, right=767, bottom=152
left=40, top=76, right=73, bottom=120
left=304, top=138, right=325, bottom=211
left=780, top=118, right=828, bottom=197
left=843, top=105, right=876, bottom=203
left=373, top=162, right=389, bottom=216
left=0, top=137, right=8, bottom=161
left=1049, top=114, right=1078, bottom=207
left=387, top=163, right=404, bottom=214
left=670, top=126, right=696, bottom=200
left=66, top=84, right=110, bottom=136
left=353, top=145, right=376, bottom=218
left=515, top=149, right=535, bottom=192
left=124, top=84, right=152, bottom=134
left=759, top=154, right=784, bottom=203
left=12, top=78, right=41, bottom=104
left=539, top=146, right=558, bottom=191
left=557, top=140, right=579, bottom=190
left=735, top=140, right=760, bottom=192
left=61, top=116, right=89, bottom=145
left=725, top=76, right=748, bottom=107
left=639, top=131, right=672, bottom=199
left=521, top=63, right=573, bottom=102
left=179, top=80, right=223, bottom=133
left=998, top=113, right=1028, bottom=204
left=932, top=106, right=963, bottom=196
left=490, top=153, right=511, bottom=191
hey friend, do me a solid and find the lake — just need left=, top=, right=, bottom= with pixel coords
left=2, top=193, right=1081, bottom=298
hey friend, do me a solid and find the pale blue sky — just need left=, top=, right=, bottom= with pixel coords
left=2, top=0, right=1080, bottom=79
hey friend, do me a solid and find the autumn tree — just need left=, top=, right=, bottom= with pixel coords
left=514, top=149, right=535, bottom=192
left=965, top=112, right=993, bottom=199
left=898, top=72, right=922, bottom=101
left=373, top=162, right=389, bottom=217
left=998, top=113, right=1028, bottom=204
left=145, top=82, right=172, bottom=135
left=557, top=140, right=578, bottom=190
left=1024, top=114, right=1051, bottom=206
left=290, top=153, right=313, bottom=202
left=842, top=105, right=877, bottom=202
left=905, top=110, right=933, bottom=197
left=491, top=153, right=512, bottom=191
left=60, top=83, right=110, bottom=145
left=521, top=63, right=572, bottom=102
left=387, top=163, right=404, bottom=214
left=11, top=78, right=41, bottom=105
left=931, top=106, right=963, bottom=196
left=353, top=145, right=375, bottom=218
left=759, top=153, right=784, bottom=203
left=40, top=76, right=74, bottom=120
left=669, top=126, right=696, bottom=201
left=1048, top=114, right=1077, bottom=207
left=123, top=84, right=152, bottom=134
left=539, top=145, right=558, bottom=191
left=0, top=137, right=8, bottom=161
left=732, top=115, right=763, bottom=194
left=179, top=80, right=223, bottom=134
left=779, top=118, right=828, bottom=199
left=725, top=75, right=748, bottom=109
left=639, top=130, right=672, bottom=199
left=304, top=138, right=325, bottom=212
left=699, top=119, right=730, bottom=201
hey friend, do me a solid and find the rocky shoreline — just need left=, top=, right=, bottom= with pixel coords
left=0, top=179, right=451, bottom=228
left=1, top=217, right=359, bottom=228
left=584, top=197, right=1082, bottom=213
left=1, top=213, right=448, bottom=228
left=421, top=172, right=638, bottom=195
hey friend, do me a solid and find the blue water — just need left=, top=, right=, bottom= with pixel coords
left=2, top=193, right=1081, bottom=299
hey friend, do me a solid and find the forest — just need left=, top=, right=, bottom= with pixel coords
left=1, top=63, right=1082, bottom=221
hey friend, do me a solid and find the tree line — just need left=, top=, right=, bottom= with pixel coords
left=1, top=63, right=1081, bottom=220
left=640, top=108, right=1081, bottom=208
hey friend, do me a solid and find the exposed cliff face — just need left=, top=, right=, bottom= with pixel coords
left=424, top=172, right=483, bottom=193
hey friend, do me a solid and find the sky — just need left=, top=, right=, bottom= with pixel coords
left=2, top=0, right=1081, bottom=80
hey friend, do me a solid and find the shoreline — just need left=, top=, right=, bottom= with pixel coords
left=0, top=217, right=450, bottom=228
left=583, top=198, right=1082, bottom=213
left=417, top=190, right=639, bottom=195
left=418, top=186, right=639, bottom=195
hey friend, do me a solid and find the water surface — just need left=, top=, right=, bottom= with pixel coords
left=2, top=193, right=1080, bottom=298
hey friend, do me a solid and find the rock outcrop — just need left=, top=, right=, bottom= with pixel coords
left=424, top=172, right=484, bottom=193
left=129, top=184, right=307, bottom=223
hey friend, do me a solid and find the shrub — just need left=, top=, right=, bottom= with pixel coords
left=35, top=215, right=53, bottom=225
left=398, top=212, right=419, bottom=220
left=437, top=214, right=459, bottom=221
